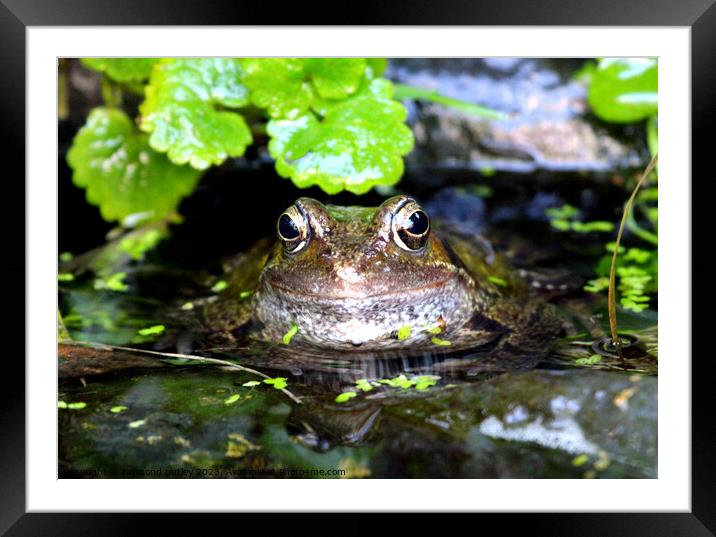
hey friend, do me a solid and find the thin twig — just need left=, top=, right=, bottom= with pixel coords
left=607, top=152, right=658, bottom=351
left=72, top=340, right=302, bottom=404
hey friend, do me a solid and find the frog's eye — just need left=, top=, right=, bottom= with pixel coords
left=392, top=201, right=430, bottom=252
left=277, top=205, right=309, bottom=253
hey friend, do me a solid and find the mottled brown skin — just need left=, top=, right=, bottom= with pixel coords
left=202, top=195, right=561, bottom=357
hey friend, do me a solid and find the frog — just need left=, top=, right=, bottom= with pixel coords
left=195, top=194, right=563, bottom=366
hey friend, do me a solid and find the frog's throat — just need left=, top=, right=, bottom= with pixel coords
left=253, top=275, right=476, bottom=349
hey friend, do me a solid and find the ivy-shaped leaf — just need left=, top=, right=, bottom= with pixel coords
left=267, top=78, right=414, bottom=195
left=67, top=107, right=201, bottom=222
left=242, top=58, right=370, bottom=119
left=241, top=58, right=314, bottom=120
left=140, top=58, right=252, bottom=169
left=587, top=58, right=658, bottom=123
left=81, top=58, right=158, bottom=83
left=304, top=58, right=367, bottom=99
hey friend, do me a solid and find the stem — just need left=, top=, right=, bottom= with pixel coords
left=607, top=153, right=659, bottom=348
left=72, top=340, right=302, bottom=405
left=393, top=83, right=507, bottom=120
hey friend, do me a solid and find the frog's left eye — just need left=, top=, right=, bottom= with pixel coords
left=392, top=201, right=430, bottom=252
left=277, top=205, right=309, bottom=254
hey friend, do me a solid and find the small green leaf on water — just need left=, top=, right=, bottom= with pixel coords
left=67, top=402, right=87, bottom=410
left=431, top=337, right=452, bottom=346
left=81, top=58, right=158, bottom=83
left=110, top=405, right=128, bottom=413
left=396, top=325, right=411, bottom=341
left=58, top=273, right=75, bottom=282
left=335, top=391, right=358, bottom=403
left=211, top=280, right=228, bottom=293
left=263, top=377, right=288, bottom=390
left=576, top=354, right=603, bottom=366
left=224, top=394, right=241, bottom=405
left=488, top=276, right=507, bottom=287
left=181, top=301, right=194, bottom=310
left=282, top=323, right=299, bottom=345
left=59, top=252, right=74, bottom=262
left=572, top=454, right=589, bottom=467
left=239, top=290, right=252, bottom=300
left=355, top=379, right=374, bottom=392
left=137, top=324, right=166, bottom=336
left=242, top=381, right=260, bottom=387
left=94, top=271, right=129, bottom=292
left=57, top=401, right=68, bottom=409
left=128, top=419, right=146, bottom=429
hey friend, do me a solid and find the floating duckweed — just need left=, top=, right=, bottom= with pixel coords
left=263, top=377, right=288, bottom=390
left=431, top=336, right=451, bottom=346
left=414, top=376, right=440, bottom=390
left=572, top=454, right=589, bottom=467
left=211, top=280, right=228, bottom=293
left=58, top=273, right=75, bottom=282
left=335, top=391, right=357, bottom=403
left=396, top=325, right=411, bottom=341
left=110, top=405, right=128, bottom=413
left=224, top=394, right=241, bottom=405
left=239, top=290, right=252, bottom=299
left=242, top=381, right=261, bottom=387
left=488, top=276, right=508, bottom=287
left=181, top=301, right=194, bottom=310
left=355, top=379, right=374, bottom=392
left=575, top=354, right=602, bottom=366
left=67, top=402, right=87, bottom=410
left=59, top=252, right=74, bottom=262
left=128, top=419, right=146, bottom=429
left=57, top=401, right=68, bottom=409
left=138, top=324, right=166, bottom=337
left=282, top=323, right=299, bottom=345
left=94, top=271, right=129, bottom=292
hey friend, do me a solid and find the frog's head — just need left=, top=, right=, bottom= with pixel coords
left=253, top=195, right=475, bottom=349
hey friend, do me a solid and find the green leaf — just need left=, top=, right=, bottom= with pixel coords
left=393, top=83, right=507, bottom=120
left=67, top=107, right=201, bottom=223
left=355, top=379, right=374, bottom=392
left=110, top=405, right=128, bottom=413
left=588, top=58, right=658, bottom=123
left=263, top=377, right=288, bottom=390
left=58, top=273, right=75, bottom=282
left=211, top=280, right=228, bottom=293
left=242, top=381, right=260, bottom=387
left=431, top=337, right=452, bottom=347
left=488, top=276, right=507, bottom=287
left=242, top=58, right=314, bottom=119
left=137, top=324, right=165, bottom=336
left=128, top=419, right=146, bottom=429
left=94, top=272, right=129, bottom=292
left=81, top=58, right=158, bottom=83
left=282, top=323, right=299, bottom=345
left=67, top=402, right=87, bottom=410
left=140, top=59, right=252, bottom=169
left=396, top=325, right=411, bottom=341
left=304, top=58, right=367, bottom=99
left=57, top=401, right=68, bottom=409
left=268, top=79, right=414, bottom=195
left=335, top=391, right=358, bottom=403
left=224, top=394, right=241, bottom=405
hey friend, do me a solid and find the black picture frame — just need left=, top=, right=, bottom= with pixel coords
left=2, top=0, right=712, bottom=533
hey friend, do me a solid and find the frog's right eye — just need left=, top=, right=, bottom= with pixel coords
left=277, top=205, right=309, bottom=253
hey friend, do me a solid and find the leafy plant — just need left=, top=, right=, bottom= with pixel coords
left=583, top=58, right=658, bottom=315
left=68, top=58, right=502, bottom=227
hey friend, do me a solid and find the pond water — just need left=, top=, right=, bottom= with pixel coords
left=58, top=179, right=657, bottom=479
